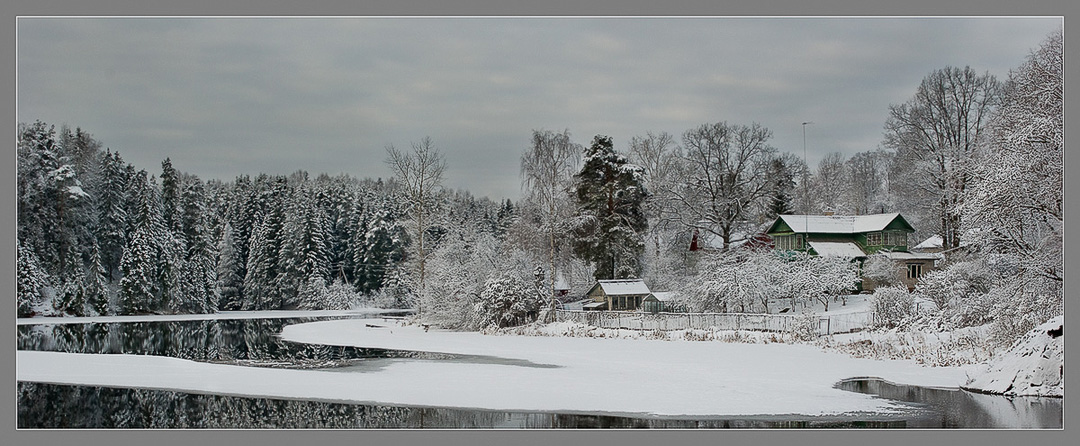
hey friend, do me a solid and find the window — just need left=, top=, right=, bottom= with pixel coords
left=884, top=231, right=907, bottom=247
left=907, top=263, right=922, bottom=279
left=775, top=234, right=805, bottom=250
left=866, top=232, right=882, bottom=246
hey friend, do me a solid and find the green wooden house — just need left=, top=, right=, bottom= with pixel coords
left=765, top=213, right=938, bottom=290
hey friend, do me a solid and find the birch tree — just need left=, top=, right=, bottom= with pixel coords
left=385, top=137, right=446, bottom=316
left=520, top=129, right=581, bottom=313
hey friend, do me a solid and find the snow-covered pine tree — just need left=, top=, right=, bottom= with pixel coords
left=85, top=241, right=111, bottom=316
left=216, top=223, right=244, bottom=311
left=277, top=184, right=330, bottom=308
left=55, top=244, right=87, bottom=316
left=96, top=150, right=130, bottom=282
left=17, top=242, right=48, bottom=317
left=315, top=174, right=359, bottom=286
left=118, top=171, right=163, bottom=315
left=571, top=135, right=649, bottom=281
left=353, top=198, right=407, bottom=295
left=225, top=175, right=256, bottom=304
left=242, top=176, right=289, bottom=310
left=243, top=214, right=276, bottom=311
left=159, top=158, right=183, bottom=235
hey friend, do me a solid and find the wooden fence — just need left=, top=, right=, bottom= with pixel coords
left=553, top=309, right=875, bottom=336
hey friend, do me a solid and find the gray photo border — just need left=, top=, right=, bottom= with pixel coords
left=2, top=1, right=1075, bottom=446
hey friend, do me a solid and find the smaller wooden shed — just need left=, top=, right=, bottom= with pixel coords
left=642, top=291, right=687, bottom=314
left=586, top=279, right=651, bottom=311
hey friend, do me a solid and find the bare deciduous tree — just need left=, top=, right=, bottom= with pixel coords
left=884, top=66, right=1002, bottom=250
left=520, top=129, right=581, bottom=313
left=669, top=122, right=776, bottom=251
left=385, top=137, right=446, bottom=316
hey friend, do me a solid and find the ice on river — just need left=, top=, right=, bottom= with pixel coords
left=17, top=317, right=973, bottom=417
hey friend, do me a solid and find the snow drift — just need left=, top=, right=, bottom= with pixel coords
left=963, top=316, right=1063, bottom=397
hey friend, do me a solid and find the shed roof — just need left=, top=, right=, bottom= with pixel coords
left=768, top=213, right=912, bottom=235
left=592, top=279, right=651, bottom=296
left=649, top=291, right=680, bottom=302
left=807, top=241, right=867, bottom=258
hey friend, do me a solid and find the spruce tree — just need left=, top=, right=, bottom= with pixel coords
left=277, top=185, right=330, bottom=308
left=216, top=223, right=244, bottom=311
left=85, top=242, right=111, bottom=316
left=118, top=172, right=162, bottom=315
left=17, top=242, right=47, bottom=317
left=96, top=150, right=129, bottom=281
left=571, top=135, right=649, bottom=281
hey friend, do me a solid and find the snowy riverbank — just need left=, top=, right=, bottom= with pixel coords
left=963, top=316, right=1064, bottom=397
left=18, top=316, right=973, bottom=418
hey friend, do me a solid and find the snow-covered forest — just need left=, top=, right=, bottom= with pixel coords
left=16, top=29, right=1062, bottom=352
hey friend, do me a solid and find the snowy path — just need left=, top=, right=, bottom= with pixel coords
left=17, top=318, right=973, bottom=417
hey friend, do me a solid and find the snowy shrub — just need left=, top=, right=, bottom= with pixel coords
left=915, top=259, right=995, bottom=328
left=321, top=279, right=361, bottom=310
left=371, top=269, right=413, bottom=309
left=862, top=254, right=903, bottom=288
left=987, top=278, right=1063, bottom=348
left=870, top=286, right=914, bottom=329
left=296, top=276, right=328, bottom=310
left=790, top=312, right=819, bottom=341
left=476, top=272, right=543, bottom=329
left=687, top=251, right=785, bottom=314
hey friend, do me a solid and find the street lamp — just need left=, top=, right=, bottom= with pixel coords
left=801, top=121, right=813, bottom=247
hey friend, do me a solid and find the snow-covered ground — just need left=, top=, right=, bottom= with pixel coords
left=964, top=316, right=1064, bottom=397
left=18, top=316, right=973, bottom=418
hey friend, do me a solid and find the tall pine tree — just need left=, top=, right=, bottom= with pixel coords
left=571, top=135, right=649, bottom=280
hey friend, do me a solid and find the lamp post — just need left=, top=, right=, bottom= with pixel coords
left=801, top=121, right=813, bottom=248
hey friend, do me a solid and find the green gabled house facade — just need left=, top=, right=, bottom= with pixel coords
left=765, top=213, right=938, bottom=290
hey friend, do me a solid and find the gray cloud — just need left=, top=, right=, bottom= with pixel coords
left=17, top=17, right=1060, bottom=200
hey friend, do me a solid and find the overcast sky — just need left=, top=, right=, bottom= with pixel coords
left=17, top=17, right=1061, bottom=201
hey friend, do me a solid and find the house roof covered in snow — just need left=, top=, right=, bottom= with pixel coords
left=914, top=235, right=943, bottom=251
left=879, top=251, right=942, bottom=261
left=807, top=241, right=867, bottom=258
left=588, top=279, right=651, bottom=297
left=767, top=213, right=913, bottom=235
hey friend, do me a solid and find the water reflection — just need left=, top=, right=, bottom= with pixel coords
left=17, top=318, right=390, bottom=367
left=17, top=382, right=914, bottom=429
left=836, top=378, right=1062, bottom=428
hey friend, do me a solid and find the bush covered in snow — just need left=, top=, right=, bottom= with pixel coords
left=870, top=286, right=914, bottom=329
left=476, top=272, right=543, bottom=329
left=914, top=258, right=995, bottom=329
left=985, top=278, right=1063, bottom=348
left=686, top=250, right=858, bottom=314
left=862, top=254, right=903, bottom=288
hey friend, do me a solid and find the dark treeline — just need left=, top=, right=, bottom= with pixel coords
left=16, top=121, right=516, bottom=317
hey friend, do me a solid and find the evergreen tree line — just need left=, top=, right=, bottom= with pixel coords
left=16, top=123, right=517, bottom=316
